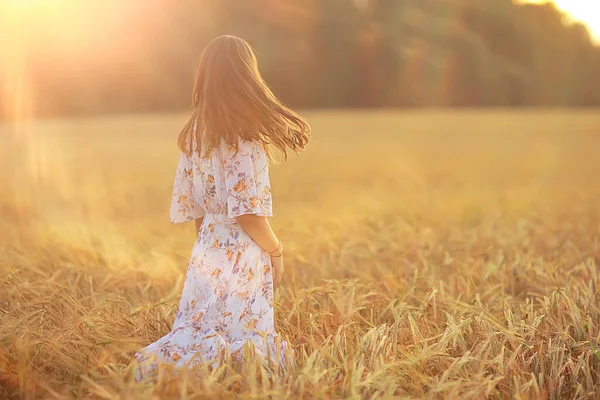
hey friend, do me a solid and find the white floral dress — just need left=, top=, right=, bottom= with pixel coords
left=134, top=138, right=291, bottom=380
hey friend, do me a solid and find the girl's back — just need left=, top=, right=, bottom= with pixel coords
left=170, top=138, right=272, bottom=223
left=134, top=34, right=310, bottom=381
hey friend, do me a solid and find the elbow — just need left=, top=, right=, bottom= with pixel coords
left=236, top=213, right=264, bottom=228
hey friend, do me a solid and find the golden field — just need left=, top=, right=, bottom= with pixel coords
left=0, top=110, right=599, bottom=399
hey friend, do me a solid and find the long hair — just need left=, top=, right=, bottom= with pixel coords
left=177, top=35, right=311, bottom=161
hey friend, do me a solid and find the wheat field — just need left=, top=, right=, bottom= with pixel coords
left=0, top=110, right=599, bottom=399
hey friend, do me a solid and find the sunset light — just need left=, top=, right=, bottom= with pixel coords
left=524, top=0, right=600, bottom=41
left=1, top=0, right=168, bottom=121
left=2, top=0, right=600, bottom=397
left=1, top=1, right=147, bottom=53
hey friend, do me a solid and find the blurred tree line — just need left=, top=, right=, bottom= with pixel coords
left=7, top=0, right=600, bottom=118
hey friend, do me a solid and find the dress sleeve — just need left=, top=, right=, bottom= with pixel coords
left=223, top=140, right=273, bottom=219
left=169, top=151, right=204, bottom=223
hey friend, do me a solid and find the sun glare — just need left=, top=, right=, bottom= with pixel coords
left=8, top=0, right=47, bottom=7
left=524, top=0, right=600, bottom=42
left=5, top=0, right=69, bottom=18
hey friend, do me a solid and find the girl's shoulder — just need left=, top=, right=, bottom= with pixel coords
left=219, top=138, right=270, bottom=172
left=221, top=137, right=264, bottom=157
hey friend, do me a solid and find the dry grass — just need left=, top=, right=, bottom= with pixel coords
left=1, top=110, right=599, bottom=399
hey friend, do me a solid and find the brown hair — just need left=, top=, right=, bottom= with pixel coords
left=177, top=35, right=311, bottom=160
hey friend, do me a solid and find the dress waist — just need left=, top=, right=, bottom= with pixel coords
left=203, top=213, right=235, bottom=224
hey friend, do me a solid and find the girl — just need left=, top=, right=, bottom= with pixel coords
left=134, top=35, right=310, bottom=380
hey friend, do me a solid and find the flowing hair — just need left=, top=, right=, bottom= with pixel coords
left=177, top=35, right=311, bottom=161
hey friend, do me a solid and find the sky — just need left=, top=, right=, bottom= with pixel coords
left=524, top=0, right=600, bottom=42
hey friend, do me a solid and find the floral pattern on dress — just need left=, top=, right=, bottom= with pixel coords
left=134, top=139, right=291, bottom=381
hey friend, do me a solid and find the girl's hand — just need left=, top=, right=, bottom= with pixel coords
left=271, top=255, right=284, bottom=286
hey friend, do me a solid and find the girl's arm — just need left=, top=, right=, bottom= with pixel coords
left=236, top=214, right=279, bottom=253
left=194, top=217, right=204, bottom=236
left=237, top=214, right=284, bottom=285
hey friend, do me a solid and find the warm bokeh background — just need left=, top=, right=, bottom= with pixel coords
left=1, top=1, right=600, bottom=399
left=2, top=0, right=600, bottom=120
